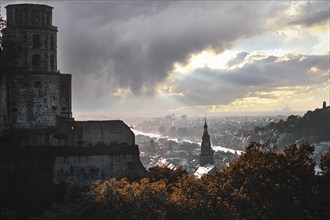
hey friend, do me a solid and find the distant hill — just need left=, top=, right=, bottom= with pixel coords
left=252, top=105, right=330, bottom=148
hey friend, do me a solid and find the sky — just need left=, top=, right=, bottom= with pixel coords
left=2, top=0, right=330, bottom=119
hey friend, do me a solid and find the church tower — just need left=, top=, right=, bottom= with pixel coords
left=200, top=119, right=214, bottom=166
left=1, top=4, right=72, bottom=129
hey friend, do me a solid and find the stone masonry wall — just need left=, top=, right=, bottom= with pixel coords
left=52, top=146, right=146, bottom=183
left=59, top=74, right=72, bottom=118
left=0, top=73, right=8, bottom=132
left=69, top=120, right=135, bottom=146
left=8, top=73, right=62, bottom=128
left=4, top=4, right=57, bottom=73
left=3, top=23, right=57, bottom=73
left=1, top=4, right=147, bottom=185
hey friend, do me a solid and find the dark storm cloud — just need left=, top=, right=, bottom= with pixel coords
left=172, top=53, right=329, bottom=106
left=51, top=1, right=266, bottom=106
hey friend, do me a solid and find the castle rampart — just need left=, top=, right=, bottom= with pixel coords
left=0, top=3, right=146, bottom=183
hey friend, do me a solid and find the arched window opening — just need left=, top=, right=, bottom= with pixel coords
left=32, top=54, right=41, bottom=69
left=50, top=35, right=55, bottom=50
left=46, top=11, right=51, bottom=25
left=32, top=9, right=40, bottom=24
left=50, top=55, right=55, bottom=71
left=15, top=9, right=23, bottom=24
left=33, top=34, right=41, bottom=48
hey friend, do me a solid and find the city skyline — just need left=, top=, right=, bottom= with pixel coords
left=3, top=0, right=329, bottom=119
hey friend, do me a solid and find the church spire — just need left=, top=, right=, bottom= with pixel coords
left=204, top=118, right=208, bottom=130
left=200, top=118, right=214, bottom=166
left=202, top=118, right=210, bottom=142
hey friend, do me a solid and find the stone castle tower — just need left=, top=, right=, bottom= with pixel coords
left=5, top=4, right=57, bottom=73
left=200, top=119, right=214, bottom=166
left=1, top=4, right=72, bottom=130
left=0, top=3, right=146, bottom=183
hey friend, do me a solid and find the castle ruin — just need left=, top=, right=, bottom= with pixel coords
left=0, top=3, right=146, bottom=183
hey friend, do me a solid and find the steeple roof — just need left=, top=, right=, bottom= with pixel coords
left=204, top=118, right=208, bottom=130
left=202, top=118, right=210, bottom=142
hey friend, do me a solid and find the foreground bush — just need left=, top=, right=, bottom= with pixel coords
left=40, top=142, right=330, bottom=220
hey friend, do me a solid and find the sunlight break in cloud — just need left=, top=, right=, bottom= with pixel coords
left=161, top=50, right=329, bottom=113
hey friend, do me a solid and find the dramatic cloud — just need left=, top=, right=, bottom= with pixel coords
left=287, top=0, right=329, bottom=27
left=289, top=9, right=329, bottom=27
left=168, top=52, right=329, bottom=106
left=52, top=1, right=270, bottom=105
left=3, top=0, right=329, bottom=115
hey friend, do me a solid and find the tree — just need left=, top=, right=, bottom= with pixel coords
left=217, top=142, right=316, bottom=219
left=0, top=15, right=23, bottom=74
left=40, top=142, right=328, bottom=219
left=320, top=147, right=330, bottom=177
left=313, top=148, right=330, bottom=219
left=148, top=166, right=187, bottom=190
left=171, top=174, right=232, bottom=220
left=0, top=14, right=6, bottom=48
left=0, top=14, right=6, bottom=74
left=91, top=178, right=169, bottom=219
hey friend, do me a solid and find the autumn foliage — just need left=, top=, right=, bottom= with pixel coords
left=34, top=142, right=330, bottom=220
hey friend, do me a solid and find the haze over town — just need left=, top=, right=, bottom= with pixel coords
left=1, top=1, right=330, bottom=218
left=3, top=0, right=329, bottom=118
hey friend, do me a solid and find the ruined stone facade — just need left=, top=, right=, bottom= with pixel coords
left=0, top=4, right=146, bottom=183
left=1, top=4, right=70, bottom=129
left=7, top=73, right=71, bottom=128
left=52, top=145, right=145, bottom=183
